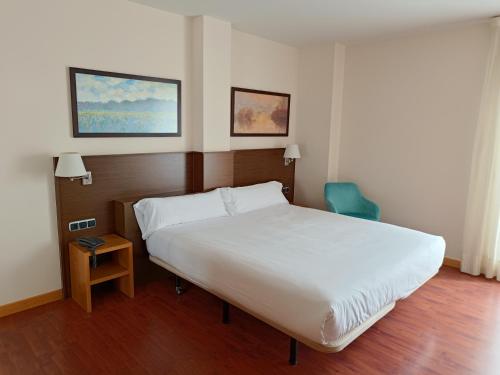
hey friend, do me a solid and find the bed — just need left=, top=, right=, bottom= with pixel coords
left=140, top=196, right=445, bottom=362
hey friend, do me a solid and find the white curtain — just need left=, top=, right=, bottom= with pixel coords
left=462, top=18, right=500, bottom=280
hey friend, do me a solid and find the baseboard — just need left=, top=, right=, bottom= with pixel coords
left=0, top=289, right=63, bottom=318
left=443, top=257, right=461, bottom=269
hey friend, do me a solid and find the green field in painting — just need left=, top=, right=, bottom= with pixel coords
left=77, top=111, right=177, bottom=133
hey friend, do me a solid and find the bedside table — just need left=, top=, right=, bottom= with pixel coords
left=69, top=234, right=134, bottom=312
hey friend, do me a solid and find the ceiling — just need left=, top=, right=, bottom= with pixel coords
left=129, top=0, right=500, bottom=46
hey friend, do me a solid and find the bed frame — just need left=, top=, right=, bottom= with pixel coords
left=114, top=192, right=396, bottom=366
left=149, top=255, right=396, bottom=364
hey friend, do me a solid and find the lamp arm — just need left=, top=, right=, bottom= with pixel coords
left=69, top=171, right=92, bottom=185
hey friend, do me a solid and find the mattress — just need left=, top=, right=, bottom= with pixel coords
left=146, top=204, right=445, bottom=349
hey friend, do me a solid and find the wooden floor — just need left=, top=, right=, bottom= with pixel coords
left=1, top=267, right=499, bottom=375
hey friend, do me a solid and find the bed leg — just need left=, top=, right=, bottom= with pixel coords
left=289, top=338, right=298, bottom=366
left=175, top=275, right=184, bottom=295
left=222, top=301, right=230, bottom=324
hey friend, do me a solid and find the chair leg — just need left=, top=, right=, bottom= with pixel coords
left=175, top=275, right=184, bottom=295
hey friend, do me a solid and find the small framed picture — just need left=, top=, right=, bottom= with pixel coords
left=230, top=87, right=290, bottom=137
left=69, top=67, right=181, bottom=137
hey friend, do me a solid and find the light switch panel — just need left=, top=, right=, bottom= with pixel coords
left=68, top=218, right=96, bottom=232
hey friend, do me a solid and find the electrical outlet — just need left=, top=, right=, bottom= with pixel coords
left=68, top=218, right=96, bottom=232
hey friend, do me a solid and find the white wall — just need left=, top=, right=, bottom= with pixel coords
left=0, top=0, right=300, bottom=305
left=231, top=30, right=299, bottom=149
left=339, top=23, right=490, bottom=259
left=0, top=0, right=192, bottom=306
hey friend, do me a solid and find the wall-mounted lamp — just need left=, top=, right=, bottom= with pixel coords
left=284, top=144, right=301, bottom=166
left=55, top=152, right=92, bottom=185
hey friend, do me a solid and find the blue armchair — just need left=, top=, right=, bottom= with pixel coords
left=324, top=182, right=380, bottom=221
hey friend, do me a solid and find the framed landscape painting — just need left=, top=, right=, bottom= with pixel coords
left=231, top=87, right=290, bottom=136
left=69, top=68, right=181, bottom=137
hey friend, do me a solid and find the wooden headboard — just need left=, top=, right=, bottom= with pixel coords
left=233, top=148, right=294, bottom=198
left=55, top=148, right=294, bottom=296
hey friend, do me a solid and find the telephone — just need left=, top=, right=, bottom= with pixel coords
left=77, top=236, right=105, bottom=249
left=77, top=237, right=105, bottom=269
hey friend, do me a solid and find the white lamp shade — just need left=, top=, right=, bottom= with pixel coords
left=284, top=144, right=301, bottom=159
left=55, top=152, right=87, bottom=177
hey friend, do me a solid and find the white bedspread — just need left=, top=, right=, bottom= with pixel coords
left=146, top=204, right=445, bottom=347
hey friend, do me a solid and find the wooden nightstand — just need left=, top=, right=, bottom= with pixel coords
left=69, top=234, right=134, bottom=312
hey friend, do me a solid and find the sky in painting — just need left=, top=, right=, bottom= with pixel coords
left=75, top=73, right=178, bottom=103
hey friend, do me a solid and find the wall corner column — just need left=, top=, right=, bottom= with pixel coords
left=295, top=42, right=346, bottom=209
left=327, top=42, right=346, bottom=182
left=191, top=16, right=232, bottom=152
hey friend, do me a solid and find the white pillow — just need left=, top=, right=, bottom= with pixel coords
left=134, top=189, right=228, bottom=239
left=221, top=181, right=289, bottom=215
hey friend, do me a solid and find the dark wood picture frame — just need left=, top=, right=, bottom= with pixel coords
left=69, top=67, right=181, bottom=137
left=230, top=87, right=290, bottom=137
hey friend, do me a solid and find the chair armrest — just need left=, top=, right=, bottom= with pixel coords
left=325, top=198, right=339, bottom=213
left=360, top=197, right=381, bottom=220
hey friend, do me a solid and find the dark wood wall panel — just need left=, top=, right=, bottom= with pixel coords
left=55, top=152, right=194, bottom=297
left=193, top=152, right=235, bottom=192
left=55, top=148, right=293, bottom=297
left=233, top=148, right=295, bottom=202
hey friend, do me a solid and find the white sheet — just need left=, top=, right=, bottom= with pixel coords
left=146, top=204, right=445, bottom=347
